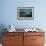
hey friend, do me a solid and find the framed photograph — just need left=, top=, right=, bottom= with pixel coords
left=17, top=7, right=34, bottom=20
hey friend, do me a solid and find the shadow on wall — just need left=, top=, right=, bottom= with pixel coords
left=0, top=24, right=7, bottom=43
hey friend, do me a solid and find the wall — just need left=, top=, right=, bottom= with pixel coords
left=0, top=0, right=46, bottom=30
left=0, top=0, right=46, bottom=45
